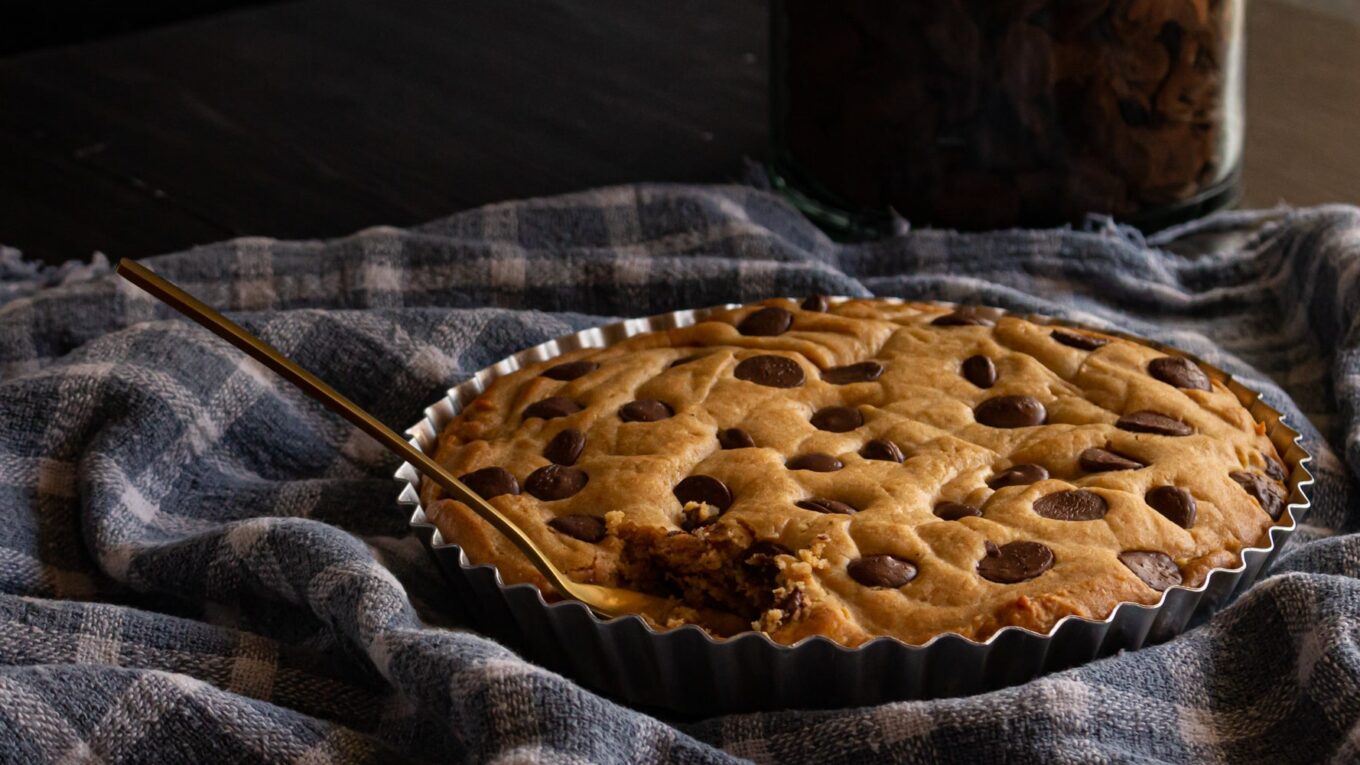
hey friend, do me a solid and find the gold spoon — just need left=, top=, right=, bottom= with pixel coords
left=116, top=258, right=651, bottom=620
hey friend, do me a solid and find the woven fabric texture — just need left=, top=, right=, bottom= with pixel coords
left=0, top=186, right=1357, bottom=764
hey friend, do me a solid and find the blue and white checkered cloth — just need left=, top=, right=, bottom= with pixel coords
left=1, top=185, right=1358, bottom=763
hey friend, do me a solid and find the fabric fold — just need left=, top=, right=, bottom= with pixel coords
left=0, top=185, right=1356, bottom=763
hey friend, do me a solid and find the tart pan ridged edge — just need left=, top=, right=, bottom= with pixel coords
left=398, top=298, right=1314, bottom=714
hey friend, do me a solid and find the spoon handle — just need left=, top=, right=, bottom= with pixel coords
left=114, top=258, right=578, bottom=597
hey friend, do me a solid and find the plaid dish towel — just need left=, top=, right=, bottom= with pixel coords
left=1, top=186, right=1358, bottom=764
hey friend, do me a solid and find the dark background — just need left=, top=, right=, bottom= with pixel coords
left=2, top=3, right=278, bottom=55
left=2, top=0, right=1357, bottom=266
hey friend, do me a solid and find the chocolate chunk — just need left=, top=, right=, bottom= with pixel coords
left=1148, top=357, right=1211, bottom=391
left=673, top=475, right=733, bottom=512
left=543, top=429, right=586, bottom=466
left=548, top=515, right=606, bottom=543
left=1051, top=329, right=1110, bottom=350
left=1118, top=551, right=1182, bottom=591
left=848, top=555, right=918, bottom=588
left=619, top=399, right=673, bottom=422
left=680, top=503, right=722, bottom=532
left=974, top=395, right=1047, bottom=428
left=1033, top=490, right=1108, bottom=521
left=776, top=588, right=806, bottom=615
left=977, top=541, right=1054, bottom=584
left=738, top=306, right=794, bottom=337
left=1116, top=411, right=1193, bottom=436
left=811, top=406, right=864, bottom=432
left=1079, top=447, right=1145, bottom=472
left=786, top=453, right=843, bottom=472
left=1230, top=471, right=1287, bottom=520
left=823, top=361, right=884, bottom=385
left=1145, top=486, right=1197, bottom=528
left=542, top=360, right=598, bottom=381
left=524, top=464, right=589, bottom=500
left=1118, top=98, right=1152, bottom=127
left=744, top=540, right=792, bottom=561
left=932, top=307, right=996, bottom=327
left=962, top=355, right=997, bottom=389
left=458, top=467, right=520, bottom=499
left=859, top=438, right=904, bottom=463
left=934, top=501, right=982, bottom=520
left=718, top=428, right=756, bottom=449
left=734, top=355, right=805, bottom=388
left=743, top=541, right=792, bottom=574
left=987, top=464, right=1049, bottom=488
left=802, top=294, right=830, bottom=312
left=796, top=498, right=857, bottom=515
left=523, top=396, right=584, bottom=421
left=1263, top=456, right=1287, bottom=482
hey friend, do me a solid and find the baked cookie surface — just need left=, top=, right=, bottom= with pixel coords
left=422, top=298, right=1290, bottom=646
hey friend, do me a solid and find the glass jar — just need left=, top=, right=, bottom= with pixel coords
left=769, top=0, right=1245, bottom=235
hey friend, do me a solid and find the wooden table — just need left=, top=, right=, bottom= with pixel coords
left=2, top=0, right=1356, bottom=266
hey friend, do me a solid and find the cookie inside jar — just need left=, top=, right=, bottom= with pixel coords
left=769, top=0, right=1244, bottom=233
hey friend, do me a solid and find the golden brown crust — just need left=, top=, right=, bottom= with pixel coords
left=420, top=298, right=1290, bottom=646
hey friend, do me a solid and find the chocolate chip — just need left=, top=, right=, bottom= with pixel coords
left=673, top=475, right=733, bottom=512
left=619, top=399, right=673, bottom=422
left=525, top=464, right=589, bottom=500
left=1079, top=447, right=1145, bottom=472
left=977, top=541, right=1054, bottom=583
left=787, top=453, right=843, bottom=472
left=811, top=406, right=864, bottom=432
left=934, top=501, right=982, bottom=520
left=796, top=498, right=857, bottom=515
left=542, top=360, right=598, bottom=381
left=1145, top=486, right=1197, bottom=528
left=1263, top=455, right=1287, bottom=481
left=458, top=467, right=520, bottom=499
left=987, top=464, right=1049, bottom=488
left=859, top=438, right=904, bottom=463
left=984, top=540, right=1000, bottom=557
left=738, top=306, right=794, bottom=336
left=932, top=307, right=996, bottom=327
left=1116, top=411, right=1192, bottom=436
left=962, top=355, right=997, bottom=389
left=1118, top=551, right=1182, bottom=591
left=718, top=428, right=755, bottom=449
left=802, top=294, right=830, bottom=312
left=974, top=396, right=1047, bottom=428
left=548, top=515, right=605, bottom=543
left=1051, top=329, right=1110, bottom=350
left=823, top=361, right=884, bottom=385
left=1033, top=490, right=1108, bottom=521
left=543, top=429, right=585, bottom=466
left=734, top=355, right=805, bottom=388
left=1230, top=471, right=1287, bottom=520
left=1148, top=357, right=1210, bottom=391
left=848, top=555, right=918, bottom=588
left=523, top=396, right=584, bottom=421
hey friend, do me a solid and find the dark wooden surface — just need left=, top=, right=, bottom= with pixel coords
left=1, top=0, right=1355, bottom=266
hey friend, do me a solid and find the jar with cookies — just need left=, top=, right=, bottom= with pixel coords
left=769, top=0, right=1245, bottom=235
